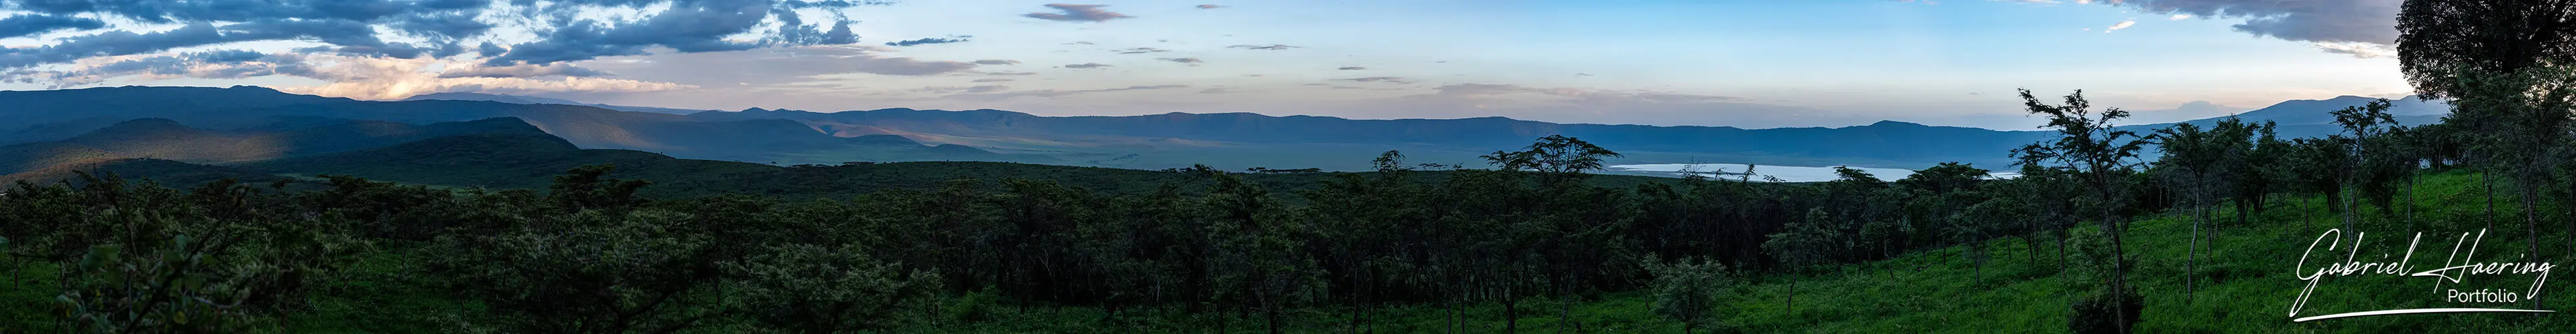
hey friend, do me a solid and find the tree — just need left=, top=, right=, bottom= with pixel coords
left=2149, top=119, right=2256, bottom=303
left=1762, top=208, right=1841, bottom=314
left=1482, top=134, right=1624, bottom=185
left=2397, top=0, right=2576, bottom=100
left=2010, top=89, right=2148, bottom=334
left=727, top=243, right=943, bottom=333
left=2330, top=98, right=2399, bottom=240
left=1647, top=257, right=1731, bottom=334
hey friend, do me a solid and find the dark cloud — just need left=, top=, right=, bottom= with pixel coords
left=1198, top=87, right=1240, bottom=94
left=489, top=0, right=782, bottom=65
left=768, top=6, right=859, bottom=46
left=1112, top=47, right=1169, bottom=54
left=971, top=77, right=1013, bottom=82
left=0, top=22, right=224, bottom=68
left=1063, top=63, right=1112, bottom=69
left=1196, top=4, right=1224, bottom=9
left=1226, top=44, right=1299, bottom=50
left=438, top=63, right=610, bottom=78
left=1023, top=3, right=1133, bottom=22
left=1337, top=66, right=1368, bottom=70
left=0, top=14, right=107, bottom=39
left=885, top=37, right=971, bottom=47
left=1338, top=76, right=1411, bottom=84
left=1, top=0, right=905, bottom=73
left=1158, top=57, right=1202, bottom=65
left=49, top=49, right=300, bottom=86
left=972, top=59, right=1021, bottom=65
left=2103, top=0, right=2399, bottom=44
left=985, top=71, right=1039, bottom=75
left=392, top=12, right=490, bottom=40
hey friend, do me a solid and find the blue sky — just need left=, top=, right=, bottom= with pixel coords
left=0, top=0, right=2408, bottom=130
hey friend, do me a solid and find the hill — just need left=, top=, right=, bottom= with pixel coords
left=400, top=92, right=717, bottom=115
left=0, top=86, right=1050, bottom=165
left=0, top=117, right=543, bottom=175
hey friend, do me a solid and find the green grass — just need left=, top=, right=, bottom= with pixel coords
left=893, top=170, right=2576, bottom=333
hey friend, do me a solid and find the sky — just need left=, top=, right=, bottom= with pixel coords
left=0, top=0, right=2414, bottom=130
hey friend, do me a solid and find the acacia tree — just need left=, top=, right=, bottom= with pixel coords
left=2010, top=89, right=2148, bottom=334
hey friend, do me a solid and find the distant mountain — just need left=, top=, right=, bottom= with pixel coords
left=0, top=117, right=540, bottom=175
left=401, top=92, right=717, bottom=115
left=0, top=86, right=1050, bottom=166
left=2175, top=96, right=2448, bottom=128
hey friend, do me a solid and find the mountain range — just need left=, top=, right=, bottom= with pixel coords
left=0, top=86, right=2453, bottom=186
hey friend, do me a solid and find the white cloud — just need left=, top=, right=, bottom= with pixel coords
left=2105, top=19, right=2136, bottom=33
left=2311, top=41, right=2395, bottom=59
left=2168, top=14, right=2193, bottom=20
left=272, top=55, right=694, bottom=100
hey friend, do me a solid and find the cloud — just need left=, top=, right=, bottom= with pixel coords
left=973, top=59, right=1021, bottom=65
left=1023, top=3, right=1134, bottom=22
left=941, top=84, right=1188, bottom=101
left=2096, top=0, right=2401, bottom=45
left=1158, top=57, right=1203, bottom=65
left=2168, top=14, right=2193, bottom=20
left=47, top=51, right=295, bottom=86
left=1112, top=47, right=1169, bottom=54
left=250, top=55, right=696, bottom=100
left=1, top=0, right=900, bottom=73
left=885, top=36, right=971, bottom=47
left=1227, top=44, right=1299, bottom=50
left=917, top=85, right=1011, bottom=94
left=438, top=63, right=610, bottom=78
left=1338, top=76, right=1412, bottom=84
left=486, top=0, right=779, bottom=65
left=1199, top=87, right=1240, bottom=94
left=2105, top=19, right=2135, bottom=33
left=562, top=46, right=981, bottom=90
left=0, top=14, right=107, bottom=39
left=2312, top=41, right=2395, bottom=59
left=971, top=77, right=1014, bottom=82
left=1198, top=5, right=1225, bottom=9
left=1063, top=63, right=1112, bottom=69
left=1337, top=66, right=1368, bottom=70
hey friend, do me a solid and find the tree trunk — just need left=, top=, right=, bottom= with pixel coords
left=2187, top=205, right=2202, bottom=305
left=1504, top=296, right=1519, bottom=334
left=1787, top=277, right=1797, bottom=315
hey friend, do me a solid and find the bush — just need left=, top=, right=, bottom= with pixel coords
left=2068, top=289, right=2142, bottom=334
